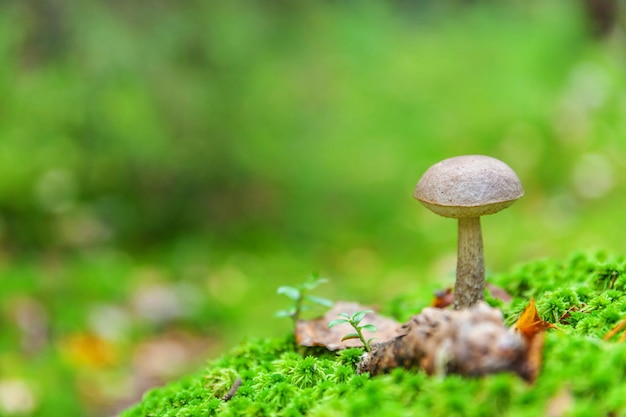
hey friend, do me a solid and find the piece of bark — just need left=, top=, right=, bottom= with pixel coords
left=358, top=302, right=543, bottom=382
left=295, top=301, right=402, bottom=351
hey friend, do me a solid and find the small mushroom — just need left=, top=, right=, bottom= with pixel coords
left=414, top=155, right=524, bottom=309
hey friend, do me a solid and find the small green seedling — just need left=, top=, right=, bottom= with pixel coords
left=276, top=274, right=333, bottom=332
left=328, top=310, right=377, bottom=352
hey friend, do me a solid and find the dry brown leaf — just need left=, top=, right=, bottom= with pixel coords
left=514, top=298, right=557, bottom=340
left=431, top=288, right=454, bottom=308
left=518, top=330, right=545, bottom=384
left=486, top=283, right=512, bottom=303
left=430, top=285, right=512, bottom=309
left=295, top=301, right=402, bottom=351
left=558, top=304, right=584, bottom=325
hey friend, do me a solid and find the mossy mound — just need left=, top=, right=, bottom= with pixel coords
left=123, top=252, right=626, bottom=416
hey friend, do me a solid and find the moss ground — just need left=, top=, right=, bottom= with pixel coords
left=123, top=252, right=626, bottom=416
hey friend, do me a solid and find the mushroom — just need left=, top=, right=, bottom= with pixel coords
left=414, top=155, right=524, bottom=309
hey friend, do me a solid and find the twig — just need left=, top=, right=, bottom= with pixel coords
left=222, top=378, right=242, bottom=401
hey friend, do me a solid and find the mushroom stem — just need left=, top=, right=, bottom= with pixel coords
left=454, top=216, right=485, bottom=309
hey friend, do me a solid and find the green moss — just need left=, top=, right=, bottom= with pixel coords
left=123, top=252, right=626, bottom=416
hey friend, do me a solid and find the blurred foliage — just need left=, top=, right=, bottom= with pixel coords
left=0, top=0, right=626, bottom=415
left=0, top=0, right=623, bottom=262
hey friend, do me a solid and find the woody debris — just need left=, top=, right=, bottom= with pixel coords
left=358, top=302, right=544, bottom=382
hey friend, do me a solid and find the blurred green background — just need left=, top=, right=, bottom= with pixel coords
left=1, top=0, right=625, bottom=415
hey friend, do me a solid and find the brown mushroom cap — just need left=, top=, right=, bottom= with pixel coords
left=414, top=155, right=524, bottom=218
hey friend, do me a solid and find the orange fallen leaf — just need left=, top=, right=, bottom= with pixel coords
left=512, top=298, right=557, bottom=383
left=514, top=298, right=557, bottom=340
left=59, top=333, right=118, bottom=369
left=604, top=319, right=626, bottom=342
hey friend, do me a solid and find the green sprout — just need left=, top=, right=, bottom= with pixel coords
left=276, top=274, right=333, bottom=332
left=328, top=310, right=377, bottom=352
